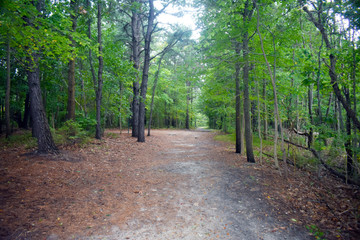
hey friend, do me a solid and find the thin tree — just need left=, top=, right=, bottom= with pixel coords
left=95, top=0, right=104, bottom=139
left=148, top=53, right=165, bottom=136
left=234, top=41, right=242, bottom=154
left=255, top=1, right=286, bottom=171
left=5, top=34, right=11, bottom=138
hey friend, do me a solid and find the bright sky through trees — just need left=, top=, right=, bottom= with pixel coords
left=154, top=1, right=200, bottom=40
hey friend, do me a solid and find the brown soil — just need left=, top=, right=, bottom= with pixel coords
left=0, top=129, right=359, bottom=239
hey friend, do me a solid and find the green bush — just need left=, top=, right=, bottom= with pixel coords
left=56, top=120, right=91, bottom=145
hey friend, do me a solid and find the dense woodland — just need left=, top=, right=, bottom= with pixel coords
left=0, top=0, right=360, bottom=183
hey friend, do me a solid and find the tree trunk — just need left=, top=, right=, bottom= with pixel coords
left=66, top=0, right=78, bottom=121
left=235, top=41, right=242, bottom=153
left=148, top=54, right=164, bottom=136
left=131, top=0, right=141, bottom=137
left=256, top=2, right=287, bottom=170
left=344, top=88, right=354, bottom=177
left=316, top=38, right=323, bottom=124
left=308, top=84, right=314, bottom=148
left=28, top=55, right=58, bottom=153
left=242, top=0, right=255, bottom=163
left=185, top=81, right=191, bottom=130
left=256, top=72, right=263, bottom=164
left=21, top=92, right=30, bottom=129
left=95, top=0, right=104, bottom=140
left=5, top=34, right=11, bottom=138
left=263, top=78, right=268, bottom=139
left=138, top=0, right=155, bottom=142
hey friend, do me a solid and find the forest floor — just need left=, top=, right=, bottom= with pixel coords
left=0, top=129, right=359, bottom=240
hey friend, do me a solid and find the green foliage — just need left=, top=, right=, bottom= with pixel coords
left=0, top=131, right=37, bottom=149
left=56, top=120, right=91, bottom=145
left=306, top=224, right=326, bottom=240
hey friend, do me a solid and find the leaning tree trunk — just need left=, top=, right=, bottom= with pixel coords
left=28, top=55, right=58, bottom=153
left=256, top=2, right=287, bottom=171
left=138, top=0, right=155, bottom=142
left=303, top=5, right=360, bottom=132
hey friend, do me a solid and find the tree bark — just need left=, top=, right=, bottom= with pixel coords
left=28, top=55, right=58, bottom=153
left=21, top=92, right=30, bottom=129
left=5, top=34, right=11, bottom=138
left=235, top=41, right=242, bottom=153
left=131, top=0, right=141, bottom=137
left=138, top=0, right=155, bottom=142
left=242, top=0, right=255, bottom=163
left=344, top=88, right=354, bottom=177
left=255, top=70, right=263, bottom=164
left=95, top=0, right=104, bottom=139
left=66, top=0, right=78, bottom=121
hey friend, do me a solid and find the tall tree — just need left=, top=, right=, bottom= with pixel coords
left=240, top=0, right=255, bottom=163
left=130, top=0, right=142, bottom=137
left=5, top=34, right=11, bottom=138
left=66, top=0, right=79, bottom=121
left=95, top=0, right=104, bottom=139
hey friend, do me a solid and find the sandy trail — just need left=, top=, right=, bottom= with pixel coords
left=85, top=130, right=310, bottom=240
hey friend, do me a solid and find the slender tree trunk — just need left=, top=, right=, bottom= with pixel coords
left=235, top=42, right=242, bottom=153
left=308, top=84, right=314, bottom=148
left=256, top=3, right=286, bottom=170
left=256, top=72, right=263, bottom=164
left=66, top=0, right=78, bottom=121
left=316, top=38, right=323, bottom=124
left=28, top=55, right=58, bottom=153
left=148, top=54, right=164, bottom=136
left=344, top=88, right=354, bottom=177
left=185, top=81, right=191, bottom=130
left=119, top=81, right=123, bottom=133
left=95, top=0, right=104, bottom=139
left=325, top=92, right=332, bottom=120
left=5, top=34, right=11, bottom=138
left=22, top=92, right=30, bottom=129
left=263, top=78, right=268, bottom=139
left=138, top=0, right=155, bottom=142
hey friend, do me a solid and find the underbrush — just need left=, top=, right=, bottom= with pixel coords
left=0, top=120, right=94, bottom=149
left=213, top=131, right=354, bottom=174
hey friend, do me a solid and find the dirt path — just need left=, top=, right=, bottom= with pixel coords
left=84, top=130, right=310, bottom=240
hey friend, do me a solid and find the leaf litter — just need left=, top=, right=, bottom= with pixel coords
left=0, top=129, right=358, bottom=239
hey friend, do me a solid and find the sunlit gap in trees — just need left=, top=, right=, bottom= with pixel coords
left=154, top=0, right=201, bottom=40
